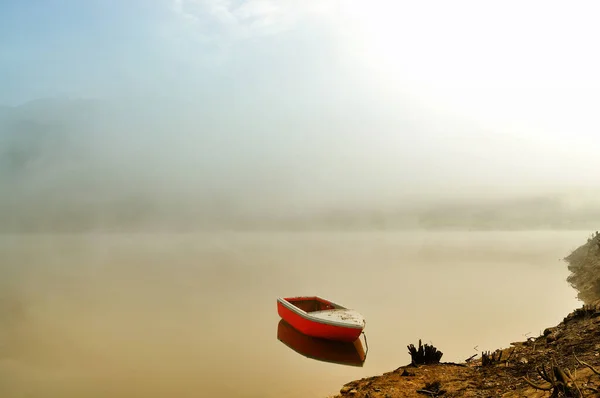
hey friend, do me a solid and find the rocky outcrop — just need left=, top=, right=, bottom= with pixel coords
left=565, top=231, right=600, bottom=304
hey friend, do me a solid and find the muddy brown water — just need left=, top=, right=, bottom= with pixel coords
left=0, top=230, right=584, bottom=397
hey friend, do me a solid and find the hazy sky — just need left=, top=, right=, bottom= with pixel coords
left=2, top=0, right=600, bottom=210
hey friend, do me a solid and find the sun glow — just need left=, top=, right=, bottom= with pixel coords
left=333, top=0, right=600, bottom=146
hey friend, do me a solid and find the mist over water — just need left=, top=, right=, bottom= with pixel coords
left=3, top=97, right=600, bottom=233
left=0, top=230, right=583, bottom=398
left=0, top=98, right=596, bottom=398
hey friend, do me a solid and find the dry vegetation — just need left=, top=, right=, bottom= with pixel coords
left=328, top=233, right=600, bottom=398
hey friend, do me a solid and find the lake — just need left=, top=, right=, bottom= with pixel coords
left=0, top=230, right=585, bottom=397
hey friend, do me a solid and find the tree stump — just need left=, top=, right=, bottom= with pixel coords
left=482, top=350, right=503, bottom=366
left=408, top=339, right=443, bottom=365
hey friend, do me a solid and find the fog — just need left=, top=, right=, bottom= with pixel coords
left=2, top=1, right=600, bottom=232
left=1, top=1, right=600, bottom=396
left=2, top=95, right=600, bottom=232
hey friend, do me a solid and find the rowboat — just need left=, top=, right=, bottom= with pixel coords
left=277, top=319, right=367, bottom=367
left=276, top=296, right=366, bottom=342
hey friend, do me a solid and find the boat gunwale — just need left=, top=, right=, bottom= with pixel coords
left=277, top=296, right=365, bottom=330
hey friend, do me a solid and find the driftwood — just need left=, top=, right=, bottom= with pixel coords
left=465, top=353, right=478, bottom=363
left=575, top=355, right=600, bottom=375
left=523, top=362, right=582, bottom=397
left=408, top=340, right=443, bottom=365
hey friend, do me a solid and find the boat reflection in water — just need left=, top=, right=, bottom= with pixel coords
left=277, top=320, right=367, bottom=367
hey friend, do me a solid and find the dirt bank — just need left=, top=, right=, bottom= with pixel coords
left=328, top=233, right=600, bottom=398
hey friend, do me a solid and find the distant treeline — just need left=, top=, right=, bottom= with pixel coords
left=2, top=201, right=600, bottom=232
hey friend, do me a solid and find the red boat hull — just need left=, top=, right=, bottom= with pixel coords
left=277, top=297, right=364, bottom=342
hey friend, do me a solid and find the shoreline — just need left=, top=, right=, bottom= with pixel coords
left=327, top=233, right=600, bottom=397
left=328, top=306, right=600, bottom=398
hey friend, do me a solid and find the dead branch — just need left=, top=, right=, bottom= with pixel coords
left=465, top=353, right=477, bottom=363
left=575, top=354, right=600, bottom=376
left=566, top=369, right=583, bottom=398
left=522, top=376, right=553, bottom=391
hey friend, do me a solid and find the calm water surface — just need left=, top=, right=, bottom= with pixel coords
left=0, top=230, right=585, bottom=397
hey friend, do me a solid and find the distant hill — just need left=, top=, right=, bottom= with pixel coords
left=0, top=98, right=102, bottom=183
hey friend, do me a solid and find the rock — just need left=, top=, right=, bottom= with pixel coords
left=349, top=389, right=358, bottom=395
left=544, top=327, right=556, bottom=336
left=340, top=386, right=353, bottom=394
left=519, top=357, right=528, bottom=364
